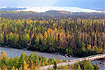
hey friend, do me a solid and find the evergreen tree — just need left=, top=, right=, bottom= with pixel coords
left=53, top=61, right=57, bottom=70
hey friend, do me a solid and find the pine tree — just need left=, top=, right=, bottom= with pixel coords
left=53, top=61, right=57, bottom=69
left=78, top=64, right=81, bottom=70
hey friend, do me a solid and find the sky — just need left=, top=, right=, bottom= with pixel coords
left=0, top=0, right=105, bottom=9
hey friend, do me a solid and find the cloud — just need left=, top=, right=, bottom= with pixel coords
left=0, top=0, right=58, bottom=7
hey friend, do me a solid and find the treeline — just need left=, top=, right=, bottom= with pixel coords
left=0, top=11, right=105, bottom=19
left=54, top=60, right=99, bottom=70
left=0, top=51, right=65, bottom=70
left=0, top=17, right=105, bottom=57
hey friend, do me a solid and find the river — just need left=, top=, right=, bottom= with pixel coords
left=0, top=47, right=105, bottom=70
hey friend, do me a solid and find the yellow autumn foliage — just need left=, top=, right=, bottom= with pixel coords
left=87, top=45, right=91, bottom=50
left=24, top=61, right=29, bottom=70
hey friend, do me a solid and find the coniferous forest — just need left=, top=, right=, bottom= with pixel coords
left=0, top=51, right=98, bottom=70
left=0, top=0, right=105, bottom=70
left=0, top=12, right=105, bottom=57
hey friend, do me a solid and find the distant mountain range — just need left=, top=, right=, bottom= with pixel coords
left=0, top=7, right=26, bottom=11
left=0, top=7, right=104, bottom=12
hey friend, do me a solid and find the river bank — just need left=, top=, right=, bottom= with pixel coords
left=0, top=47, right=78, bottom=60
left=91, top=59, right=105, bottom=70
left=0, top=47, right=105, bottom=70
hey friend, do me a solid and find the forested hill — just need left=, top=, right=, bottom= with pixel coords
left=0, top=15, right=105, bottom=57
left=0, top=11, right=105, bottom=19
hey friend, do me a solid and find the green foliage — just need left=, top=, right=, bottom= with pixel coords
left=83, top=60, right=94, bottom=70
left=0, top=51, right=64, bottom=70
left=78, top=64, right=82, bottom=70
left=0, top=17, right=104, bottom=57
left=57, top=60, right=97, bottom=70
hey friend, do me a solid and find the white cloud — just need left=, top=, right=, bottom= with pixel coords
left=20, top=7, right=102, bottom=12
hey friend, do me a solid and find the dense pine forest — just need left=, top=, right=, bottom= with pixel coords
left=0, top=14, right=105, bottom=57
left=0, top=0, right=105, bottom=70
